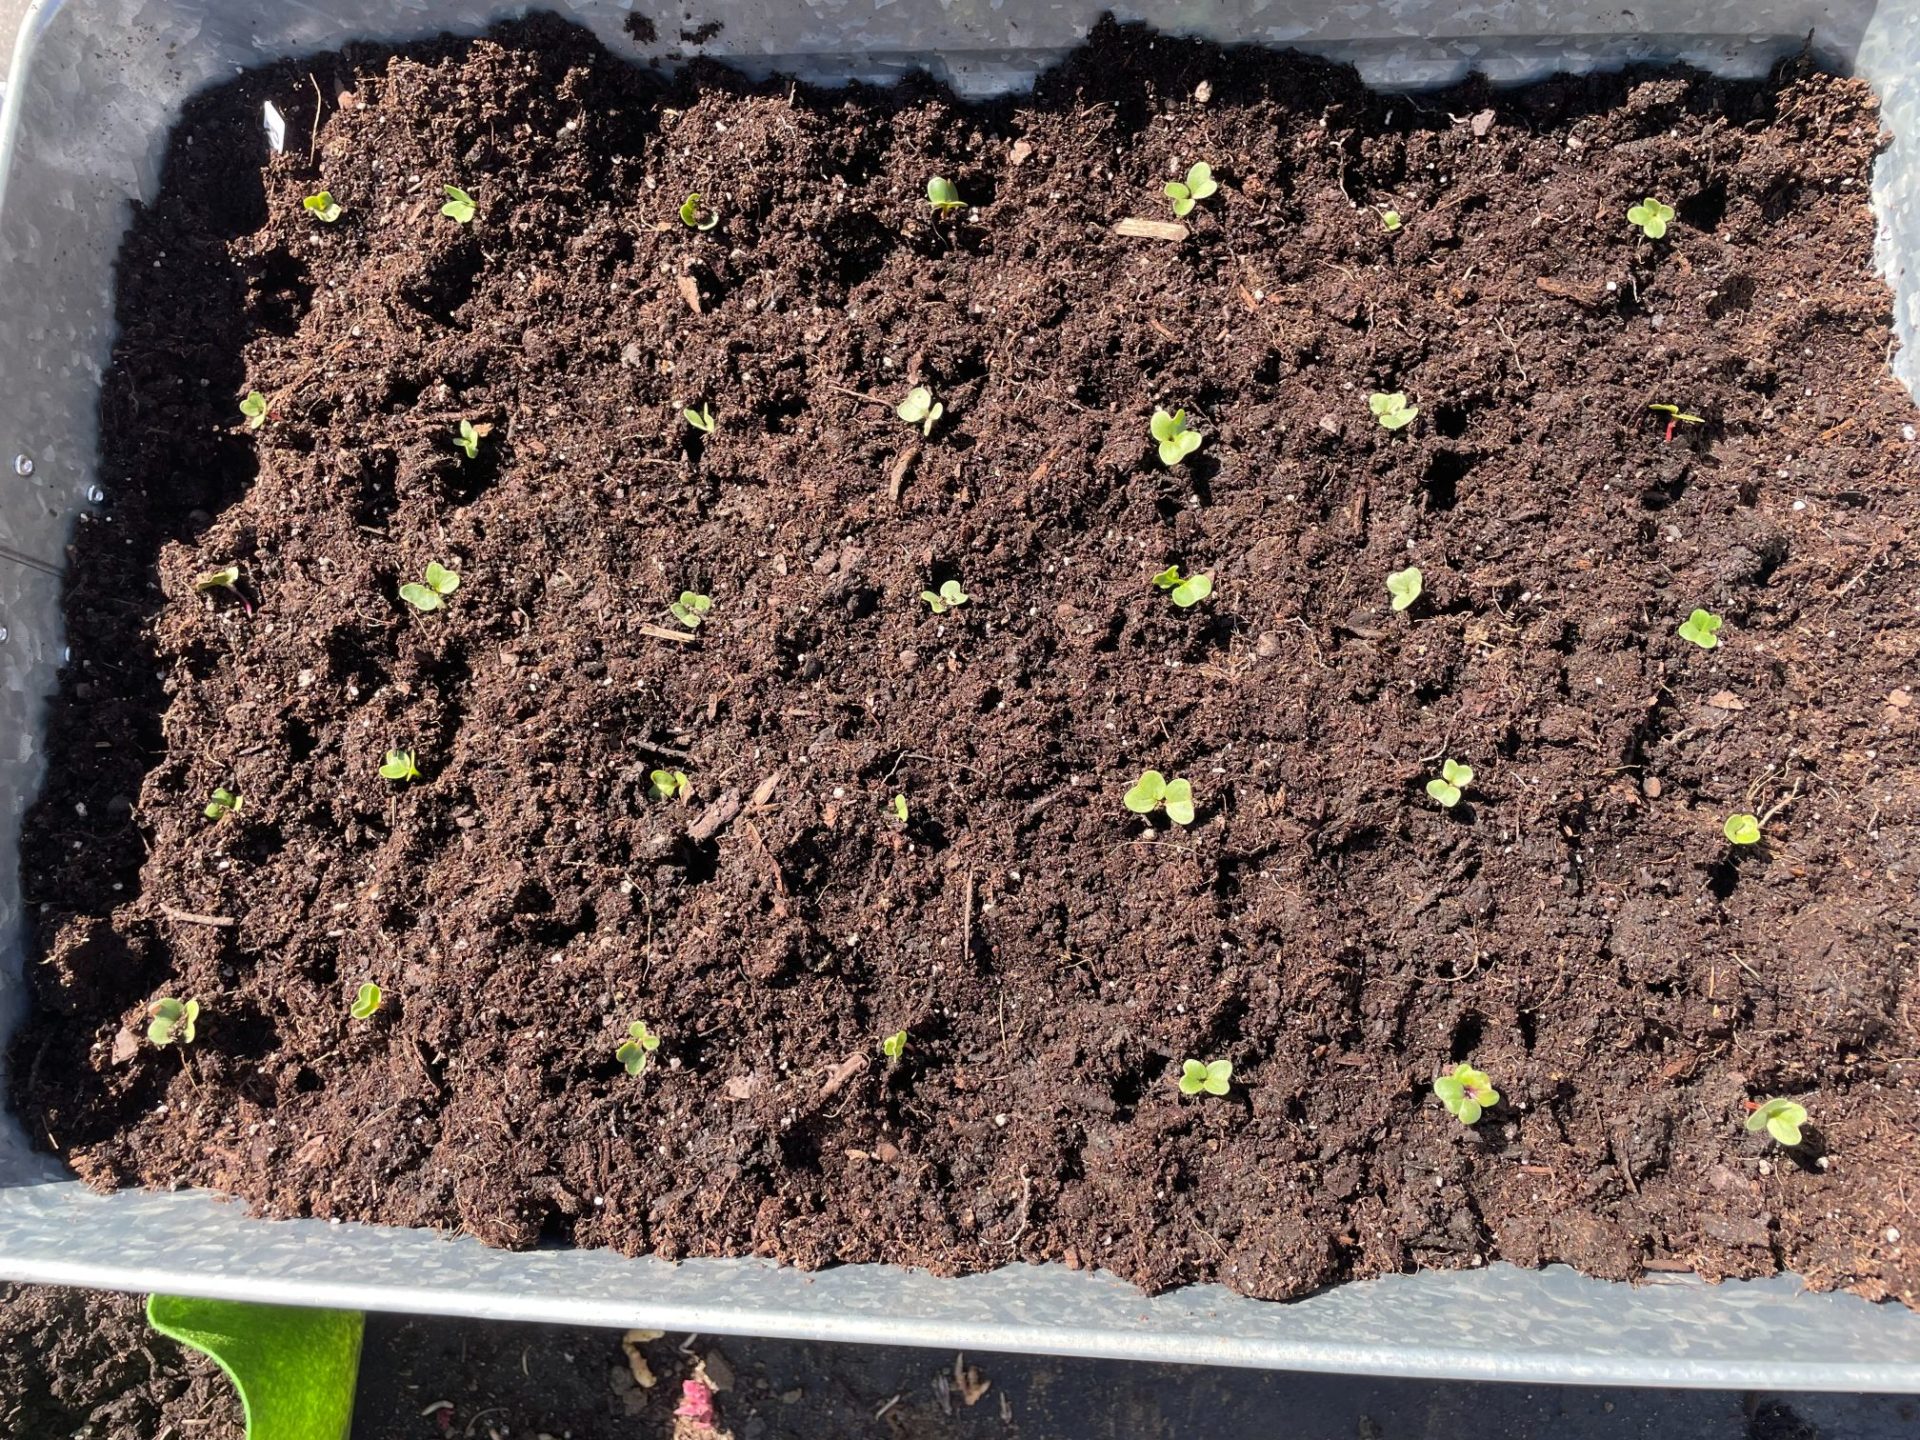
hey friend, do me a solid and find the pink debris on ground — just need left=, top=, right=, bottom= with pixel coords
left=675, top=1378, right=716, bottom=1426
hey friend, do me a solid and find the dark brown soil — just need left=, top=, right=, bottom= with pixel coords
left=11, top=15, right=1920, bottom=1306
left=0, top=1284, right=243, bottom=1439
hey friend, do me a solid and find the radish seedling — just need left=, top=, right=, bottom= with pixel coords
left=1677, top=608, right=1722, bottom=649
left=669, top=591, right=711, bottom=629
left=889, top=793, right=909, bottom=823
left=303, top=191, right=342, bottom=223
left=1648, top=403, right=1703, bottom=442
left=1723, top=812, right=1761, bottom=845
left=1379, top=209, right=1402, bottom=231
left=1369, top=391, right=1417, bottom=431
left=1178, top=1058, right=1232, bottom=1096
left=204, top=786, right=242, bottom=821
left=1151, top=564, right=1213, bottom=608
left=1163, top=162, right=1217, bottom=218
left=678, top=193, right=718, bottom=230
left=921, top=580, right=968, bottom=615
left=617, top=1021, right=661, bottom=1077
left=1150, top=408, right=1202, bottom=467
left=350, top=982, right=383, bottom=1020
left=1434, top=1063, right=1498, bottom=1124
left=881, top=1030, right=907, bottom=1062
left=1746, top=1096, right=1808, bottom=1146
left=1386, top=566, right=1423, bottom=613
left=1426, top=759, right=1473, bottom=808
left=1627, top=197, right=1674, bottom=239
left=454, top=419, right=482, bottom=460
left=649, top=768, right=689, bottom=802
left=193, top=565, right=240, bottom=595
left=240, top=391, right=268, bottom=430
left=379, top=750, right=419, bottom=782
left=400, top=562, right=460, bottom=613
left=1124, top=770, right=1195, bottom=826
left=684, top=403, right=715, bottom=434
left=440, top=185, right=476, bottom=223
left=926, top=177, right=964, bottom=214
left=148, top=997, right=199, bottom=1047
left=897, top=387, right=943, bottom=437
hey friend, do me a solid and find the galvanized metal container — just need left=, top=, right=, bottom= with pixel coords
left=3, top=0, right=1919, bottom=1387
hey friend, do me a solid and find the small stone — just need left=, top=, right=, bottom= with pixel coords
left=898, top=649, right=920, bottom=672
left=1194, top=80, right=1213, bottom=103
left=1255, top=631, right=1284, bottom=660
left=1642, top=775, right=1662, bottom=798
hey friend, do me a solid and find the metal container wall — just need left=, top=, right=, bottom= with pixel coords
left=2, top=0, right=1918, bottom=1387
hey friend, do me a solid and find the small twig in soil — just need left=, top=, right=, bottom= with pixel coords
left=637, top=623, right=697, bottom=644
left=961, top=867, right=975, bottom=966
left=816, top=1051, right=868, bottom=1101
left=874, top=1395, right=902, bottom=1420
left=308, top=74, right=323, bottom=168
left=820, top=380, right=893, bottom=406
left=635, top=739, right=691, bottom=761
left=157, top=903, right=235, bottom=928
left=687, top=789, right=743, bottom=844
left=1112, top=217, right=1189, bottom=241
left=748, top=770, right=783, bottom=808
left=1493, top=317, right=1529, bottom=385
left=888, top=444, right=919, bottom=503
left=740, top=818, right=787, bottom=895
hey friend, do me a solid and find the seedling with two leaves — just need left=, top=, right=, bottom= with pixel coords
left=898, top=387, right=943, bottom=437
left=1163, top=162, right=1217, bottom=218
left=670, top=591, right=711, bottom=629
left=1369, top=392, right=1417, bottom=430
left=379, top=750, right=420, bottom=782
left=881, top=1030, right=908, bottom=1062
left=440, top=185, right=476, bottom=224
left=1124, top=770, right=1195, bottom=826
left=1151, top=564, right=1213, bottom=608
left=1151, top=408, right=1202, bottom=467
left=1627, top=197, right=1674, bottom=239
left=193, top=564, right=253, bottom=615
left=204, top=787, right=243, bottom=822
left=888, top=793, right=909, bottom=824
left=1178, top=1058, right=1232, bottom=1096
left=1378, top=209, right=1402, bottom=232
left=617, top=1021, right=661, bottom=1076
left=148, top=997, right=199, bottom=1047
left=1386, top=566, right=1423, bottom=613
left=1677, top=608, right=1722, bottom=649
left=1434, top=1063, right=1499, bottom=1124
left=649, top=769, right=690, bottom=802
left=684, top=403, right=716, bottom=435
left=400, top=562, right=460, bottom=613
left=303, top=191, right=342, bottom=223
left=350, top=982, right=383, bottom=1020
left=921, top=580, right=968, bottom=615
left=1746, top=1096, right=1809, bottom=1146
left=1427, top=759, right=1473, bottom=808
left=1648, top=403, right=1704, bottom=443
left=679, top=193, right=719, bottom=230
left=239, top=391, right=268, bottom=430
left=454, top=419, right=488, bottom=460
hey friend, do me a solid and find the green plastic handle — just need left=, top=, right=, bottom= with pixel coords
left=147, top=1294, right=364, bottom=1440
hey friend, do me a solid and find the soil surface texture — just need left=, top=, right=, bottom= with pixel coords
left=11, top=15, right=1920, bottom=1306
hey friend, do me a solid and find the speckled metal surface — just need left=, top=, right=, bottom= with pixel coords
left=1, top=0, right=1917, bottom=1383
